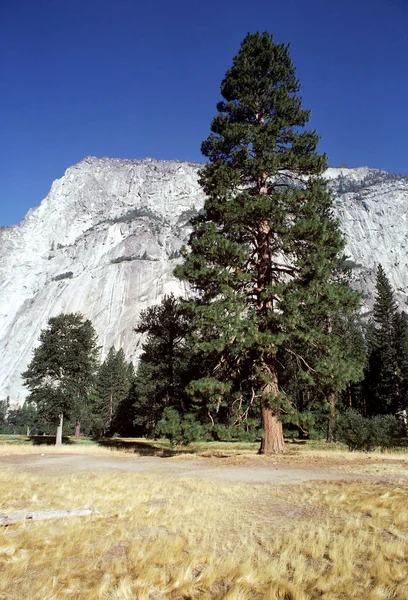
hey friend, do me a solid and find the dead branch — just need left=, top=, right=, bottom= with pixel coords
left=285, top=347, right=317, bottom=374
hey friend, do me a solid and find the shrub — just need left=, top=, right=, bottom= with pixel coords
left=370, top=414, right=402, bottom=450
left=53, top=271, right=73, bottom=281
left=210, top=421, right=260, bottom=443
left=110, top=206, right=162, bottom=224
left=110, top=255, right=137, bottom=264
left=336, top=409, right=402, bottom=451
left=156, top=408, right=207, bottom=447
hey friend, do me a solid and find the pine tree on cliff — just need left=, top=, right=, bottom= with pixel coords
left=176, top=32, right=360, bottom=454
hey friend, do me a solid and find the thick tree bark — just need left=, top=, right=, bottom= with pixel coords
left=258, top=362, right=285, bottom=454
left=259, top=403, right=284, bottom=454
left=74, top=419, right=81, bottom=440
left=55, top=413, right=63, bottom=446
left=255, top=213, right=285, bottom=455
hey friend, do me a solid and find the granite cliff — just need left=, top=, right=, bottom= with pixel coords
left=1, top=157, right=407, bottom=403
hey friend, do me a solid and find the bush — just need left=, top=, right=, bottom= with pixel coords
left=370, top=414, right=403, bottom=450
left=210, top=421, right=261, bottom=443
left=336, top=409, right=402, bottom=451
left=156, top=408, right=207, bottom=447
left=336, top=410, right=374, bottom=451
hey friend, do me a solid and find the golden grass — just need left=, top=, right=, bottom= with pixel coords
left=0, top=452, right=407, bottom=599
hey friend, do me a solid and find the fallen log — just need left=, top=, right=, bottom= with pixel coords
left=0, top=508, right=99, bottom=526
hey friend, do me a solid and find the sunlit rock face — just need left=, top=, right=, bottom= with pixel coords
left=1, top=157, right=407, bottom=403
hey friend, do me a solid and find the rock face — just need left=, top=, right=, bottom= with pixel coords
left=0, top=157, right=407, bottom=404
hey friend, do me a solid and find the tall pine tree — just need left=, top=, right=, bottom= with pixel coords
left=95, top=346, right=134, bottom=435
left=176, top=32, right=360, bottom=453
left=22, top=313, right=99, bottom=443
left=365, top=265, right=398, bottom=415
left=394, top=311, right=408, bottom=431
left=133, top=295, right=191, bottom=434
left=365, top=265, right=408, bottom=428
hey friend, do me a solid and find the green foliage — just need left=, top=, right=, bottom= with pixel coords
left=0, top=398, right=9, bottom=429
left=175, top=32, right=361, bottom=451
left=5, top=402, right=39, bottom=435
left=110, top=255, right=138, bottom=264
left=211, top=421, right=261, bottom=442
left=370, top=414, right=403, bottom=449
left=176, top=208, right=202, bottom=226
left=110, top=206, right=162, bottom=224
left=336, top=409, right=375, bottom=451
left=110, top=252, right=155, bottom=264
left=94, top=347, right=135, bottom=435
left=335, top=171, right=407, bottom=194
left=336, top=409, right=402, bottom=451
left=364, top=265, right=408, bottom=417
left=89, top=206, right=163, bottom=231
left=22, top=313, right=100, bottom=430
left=53, top=271, right=73, bottom=281
left=156, top=407, right=207, bottom=446
left=133, top=294, right=192, bottom=435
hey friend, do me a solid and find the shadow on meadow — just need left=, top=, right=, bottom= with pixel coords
left=95, top=438, right=186, bottom=457
left=29, top=435, right=74, bottom=445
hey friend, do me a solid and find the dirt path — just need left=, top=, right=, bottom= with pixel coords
left=0, top=452, right=374, bottom=484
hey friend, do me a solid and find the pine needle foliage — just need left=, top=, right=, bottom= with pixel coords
left=95, top=347, right=134, bottom=435
left=365, top=265, right=408, bottom=423
left=133, top=294, right=191, bottom=434
left=176, top=32, right=361, bottom=453
left=22, top=313, right=99, bottom=429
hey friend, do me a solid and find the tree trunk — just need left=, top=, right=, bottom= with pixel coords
left=326, top=395, right=336, bottom=443
left=259, top=403, right=285, bottom=454
left=106, top=391, right=113, bottom=434
left=56, top=413, right=63, bottom=446
left=74, top=419, right=81, bottom=440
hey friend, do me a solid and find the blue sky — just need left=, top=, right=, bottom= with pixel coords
left=1, top=0, right=407, bottom=226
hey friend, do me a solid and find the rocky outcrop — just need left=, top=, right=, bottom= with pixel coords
left=0, top=157, right=407, bottom=403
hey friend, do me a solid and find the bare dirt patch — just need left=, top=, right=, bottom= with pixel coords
left=2, top=449, right=405, bottom=483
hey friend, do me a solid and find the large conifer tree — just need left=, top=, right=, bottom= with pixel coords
left=22, top=313, right=99, bottom=443
left=176, top=32, right=360, bottom=453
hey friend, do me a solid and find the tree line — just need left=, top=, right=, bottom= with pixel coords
left=1, top=32, right=407, bottom=452
left=1, top=263, right=406, bottom=450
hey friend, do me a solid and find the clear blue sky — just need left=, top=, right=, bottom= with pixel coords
left=1, top=0, right=407, bottom=226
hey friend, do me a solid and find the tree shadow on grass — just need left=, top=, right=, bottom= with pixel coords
left=96, top=438, right=188, bottom=457
left=30, top=436, right=74, bottom=445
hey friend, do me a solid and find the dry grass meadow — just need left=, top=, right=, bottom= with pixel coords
left=0, top=442, right=407, bottom=599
